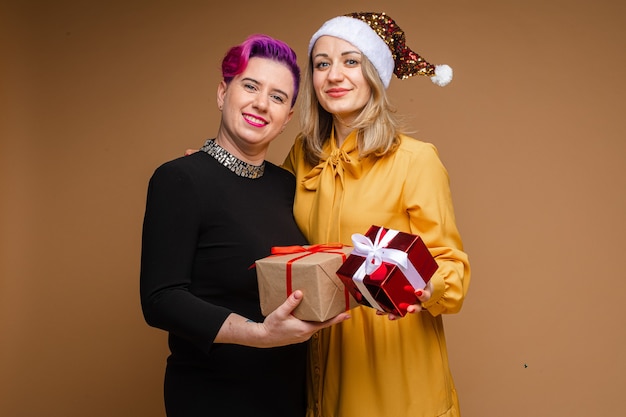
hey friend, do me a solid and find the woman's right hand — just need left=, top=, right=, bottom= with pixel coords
left=256, top=290, right=350, bottom=347
left=215, top=290, right=350, bottom=348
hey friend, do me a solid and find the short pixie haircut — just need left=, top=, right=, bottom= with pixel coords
left=221, top=34, right=300, bottom=108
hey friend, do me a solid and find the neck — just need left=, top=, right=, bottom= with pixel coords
left=332, top=116, right=354, bottom=147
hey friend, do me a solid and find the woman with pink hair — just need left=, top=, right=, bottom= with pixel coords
left=140, top=34, right=349, bottom=417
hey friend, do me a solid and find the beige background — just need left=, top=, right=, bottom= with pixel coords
left=1, top=0, right=625, bottom=416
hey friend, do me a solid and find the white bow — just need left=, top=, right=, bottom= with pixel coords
left=351, top=227, right=408, bottom=275
left=349, top=227, right=429, bottom=311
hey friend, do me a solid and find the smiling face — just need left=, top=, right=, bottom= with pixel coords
left=216, top=57, right=295, bottom=163
left=310, top=35, right=372, bottom=126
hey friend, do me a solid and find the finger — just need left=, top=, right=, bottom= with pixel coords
left=406, top=303, right=424, bottom=314
left=319, top=311, right=351, bottom=328
left=414, top=288, right=431, bottom=303
left=375, top=310, right=396, bottom=319
left=276, top=290, right=303, bottom=317
left=331, top=312, right=351, bottom=325
left=308, top=312, right=351, bottom=331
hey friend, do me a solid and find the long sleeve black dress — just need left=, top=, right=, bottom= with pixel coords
left=140, top=141, right=308, bottom=417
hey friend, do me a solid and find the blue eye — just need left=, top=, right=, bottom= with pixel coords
left=271, top=95, right=286, bottom=104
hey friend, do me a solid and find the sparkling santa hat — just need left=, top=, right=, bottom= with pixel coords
left=308, top=12, right=453, bottom=88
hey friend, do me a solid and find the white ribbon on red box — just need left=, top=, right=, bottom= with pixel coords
left=350, top=227, right=428, bottom=311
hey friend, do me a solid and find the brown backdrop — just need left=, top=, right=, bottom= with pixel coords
left=2, top=0, right=625, bottom=416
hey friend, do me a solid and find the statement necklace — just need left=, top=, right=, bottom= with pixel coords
left=200, top=139, right=265, bottom=179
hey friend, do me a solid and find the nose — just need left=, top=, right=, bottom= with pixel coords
left=253, top=93, right=269, bottom=111
left=328, top=64, right=344, bottom=82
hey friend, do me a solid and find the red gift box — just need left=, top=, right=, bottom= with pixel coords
left=336, top=225, right=438, bottom=317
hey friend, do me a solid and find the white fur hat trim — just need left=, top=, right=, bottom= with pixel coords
left=308, top=16, right=395, bottom=88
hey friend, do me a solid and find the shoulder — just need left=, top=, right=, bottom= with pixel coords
left=392, top=134, right=443, bottom=165
left=282, top=135, right=307, bottom=175
left=292, top=134, right=305, bottom=147
left=396, top=134, right=438, bottom=156
left=383, top=135, right=448, bottom=181
left=149, top=152, right=213, bottom=187
left=287, top=135, right=306, bottom=158
left=153, top=151, right=209, bottom=173
left=264, top=161, right=296, bottom=187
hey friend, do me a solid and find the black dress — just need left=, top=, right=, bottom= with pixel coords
left=140, top=141, right=308, bottom=417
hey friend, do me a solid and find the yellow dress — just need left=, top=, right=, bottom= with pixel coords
left=283, top=131, right=471, bottom=417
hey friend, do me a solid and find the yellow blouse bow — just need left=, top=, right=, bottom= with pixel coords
left=298, top=130, right=369, bottom=243
left=302, top=130, right=363, bottom=191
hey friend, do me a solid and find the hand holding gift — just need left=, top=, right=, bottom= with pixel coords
left=376, top=280, right=433, bottom=319
left=248, top=289, right=351, bottom=347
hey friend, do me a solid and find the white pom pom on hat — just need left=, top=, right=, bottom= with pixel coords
left=308, top=12, right=453, bottom=88
left=431, top=64, right=453, bottom=87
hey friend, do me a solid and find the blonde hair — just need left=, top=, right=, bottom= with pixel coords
left=298, top=54, right=406, bottom=166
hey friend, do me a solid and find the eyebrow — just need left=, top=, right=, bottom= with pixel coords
left=313, top=50, right=362, bottom=59
left=241, top=77, right=290, bottom=100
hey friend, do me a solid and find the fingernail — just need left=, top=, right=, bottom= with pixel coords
left=415, top=290, right=423, bottom=297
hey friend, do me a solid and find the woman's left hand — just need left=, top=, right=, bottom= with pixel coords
left=376, top=281, right=433, bottom=320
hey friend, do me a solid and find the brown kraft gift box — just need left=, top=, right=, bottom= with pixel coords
left=256, top=244, right=357, bottom=322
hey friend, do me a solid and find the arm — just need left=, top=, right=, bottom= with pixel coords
left=140, top=162, right=230, bottom=350
left=405, top=143, right=471, bottom=316
left=215, top=290, right=350, bottom=348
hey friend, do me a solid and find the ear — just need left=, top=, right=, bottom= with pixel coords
left=216, top=80, right=227, bottom=110
left=280, top=108, right=295, bottom=133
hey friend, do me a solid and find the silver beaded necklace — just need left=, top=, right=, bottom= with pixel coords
left=199, top=139, right=265, bottom=179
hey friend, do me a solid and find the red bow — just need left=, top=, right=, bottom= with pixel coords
left=270, top=243, right=352, bottom=312
left=270, top=243, right=344, bottom=255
